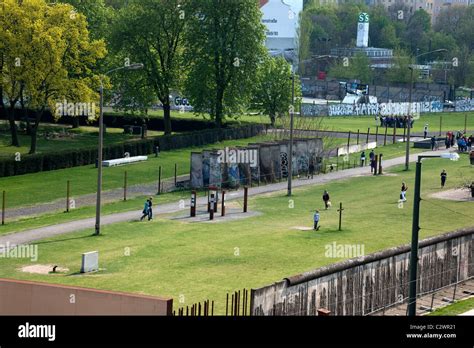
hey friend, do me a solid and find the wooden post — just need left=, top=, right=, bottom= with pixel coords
left=356, top=129, right=360, bottom=145
left=231, top=293, right=234, bottom=316
left=347, top=131, right=351, bottom=149
left=439, top=115, right=442, bottom=136
left=464, top=114, right=467, bottom=134
left=1, top=191, right=5, bottom=225
left=374, top=155, right=378, bottom=175
left=384, top=126, right=388, bottom=146
left=243, top=187, right=248, bottom=213
left=337, top=202, right=344, bottom=231
left=226, top=293, right=229, bottom=316
left=221, top=190, right=226, bottom=216
left=366, top=128, right=370, bottom=144
left=174, top=163, right=177, bottom=187
left=378, top=154, right=383, bottom=175
left=157, top=166, right=162, bottom=195
left=209, top=193, right=215, bottom=220
left=190, top=191, right=196, bottom=217
left=392, top=126, right=396, bottom=144
left=213, top=188, right=218, bottom=213
left=123, top=171, right=127, bottom=201
left=66, top=180, right=70, bottom=212
left=403, top=124, right=406, bottom=142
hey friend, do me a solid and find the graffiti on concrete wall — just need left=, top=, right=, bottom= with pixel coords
left=202, top=151, right=211, bottom=187
left=209, top=152, right=222, bottom=187
left=227, top=163, right=240, bottom=188
left=190, top=152, right=203, bottom=188
left=455, top=99, right=474, bottom=112
left=327, top=101, right=443, bottom=117
left=301, top=103, right=328, bottom=117
left=190, top=139, right=324, bottom=188
left=280, top=143, right=289, bottom=179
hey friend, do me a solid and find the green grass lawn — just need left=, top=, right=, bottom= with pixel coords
left=0, top=154, right=471, bottom=314
left=428, top=297, right=474, bottom=316
left=0, top=123, right=163, bottom=157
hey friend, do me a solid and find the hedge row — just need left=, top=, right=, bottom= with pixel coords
left=0, top=124, right=265, bottom=177
left=1, top=108, right=233, bottom=132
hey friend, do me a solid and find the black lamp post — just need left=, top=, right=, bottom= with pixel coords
left=95, top=63, right=144, bottom=236
left=407, top=152, right=460, bottom=316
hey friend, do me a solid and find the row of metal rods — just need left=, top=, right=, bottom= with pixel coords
left=226, top=288, right=249, bottom=316
left=174, top=299, right=214, bottom=316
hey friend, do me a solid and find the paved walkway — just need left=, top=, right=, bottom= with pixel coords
left=0, top=148, right=455, bottom=252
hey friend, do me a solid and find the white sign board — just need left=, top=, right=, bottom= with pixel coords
left=81, top=251, right=99, bottom=273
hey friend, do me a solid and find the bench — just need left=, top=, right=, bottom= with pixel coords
left=102, top=156, right=148, bottom=167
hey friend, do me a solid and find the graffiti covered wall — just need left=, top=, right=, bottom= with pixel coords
left=328, top=101, right=443, bottom=117
left=190, top=139, right=324, bottom=188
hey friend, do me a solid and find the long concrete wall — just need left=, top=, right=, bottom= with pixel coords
left=0, top=278, right=173, bottom=315
left=250, top=227, right=474, bottom=316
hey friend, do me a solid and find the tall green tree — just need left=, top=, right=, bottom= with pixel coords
left=328, top=53, right=373, bottom=83
left=111, top=0, right=188, bottom=134
left=385, top=49, right=417, bottom=84
left=253, top=56, right=301, bottom=127
left=184, top=0, right=266, bottom=127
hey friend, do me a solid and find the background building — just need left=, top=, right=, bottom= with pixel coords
left=259, top=0, right=304, bottom=63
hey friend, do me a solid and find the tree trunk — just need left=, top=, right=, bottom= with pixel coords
left=29, top=110, right=43, bottom=154
left=29, top=127, right=38, bottom=155
left=215, top=88, right=224, bottom=128
left=7, top=107, right=20, bottom=147
left=162, top=103, right=172, bottom=135
left=270, top=113, right=276, bottom=127
left=72, top=117, right=80, bottom=129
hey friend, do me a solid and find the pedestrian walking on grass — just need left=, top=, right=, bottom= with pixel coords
left=140, top=199, right=150, bottom=221
left=423, top=124, right=429, bottom=139
left=400, top=182, right=408, bottom=202
left=147, top=197, right=153, bottom=221
left=322, top=190, right=331, bottom=210
left=313, top=210, right=320, bottom=231
left=440, top=170, right=447, bottom=188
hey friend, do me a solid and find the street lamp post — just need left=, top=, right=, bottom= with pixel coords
left=405, top=67, right=414, bottom=171
left=407, top=152, right=459, bottom=316
left=95, top=63, right=144, bottom=236
left=288, top=71, right=295, bottom=196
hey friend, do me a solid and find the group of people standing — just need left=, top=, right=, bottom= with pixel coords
left=380, top=116, right=415, bottom=129
left=445, top=131, right=472, bottom=152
